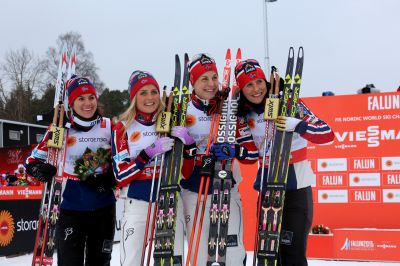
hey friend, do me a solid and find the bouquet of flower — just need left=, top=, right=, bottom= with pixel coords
left=74, top=147, right=111, bottom=181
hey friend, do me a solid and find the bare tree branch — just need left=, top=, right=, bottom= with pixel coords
left=1, top=47, right=45, bottom=94
left=0, top=48, right=45, bottom=122
left=43, top=31, right=104, bottom=92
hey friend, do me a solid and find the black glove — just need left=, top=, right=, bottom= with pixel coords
left=7, top=174, right=18, bottom=183
left=235, top=144, right=248, bottom=160
left=210, top=143, right=248, bottom=161
left=26, top=162, right=57, bottom=183
left=84, top=171, right=116, bottom=193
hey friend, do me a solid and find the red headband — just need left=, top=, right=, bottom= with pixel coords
left=234, top=59, right=266, bottom=90
left=188, top=54, right=218, bottom=86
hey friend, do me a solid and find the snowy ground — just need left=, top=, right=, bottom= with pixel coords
left=1, top=243, right=399, bottom=266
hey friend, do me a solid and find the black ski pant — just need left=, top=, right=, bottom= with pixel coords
left=278, top=186, right=313, bottom=266
left=56, top=204, right=116, bottom=266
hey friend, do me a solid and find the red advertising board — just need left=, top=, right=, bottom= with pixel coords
left=0, top=145, right=35, bottom=174
left=302, top=92, right=400, bottom=229
left=239, top=92, right=400, bottom=261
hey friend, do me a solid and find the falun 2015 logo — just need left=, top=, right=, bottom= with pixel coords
left=0, top=210, right=15, bottom=247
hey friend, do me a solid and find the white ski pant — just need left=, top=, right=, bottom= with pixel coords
left=120, top=196, right=185, bottom=266
left=182, top=186, right=246, bottom=266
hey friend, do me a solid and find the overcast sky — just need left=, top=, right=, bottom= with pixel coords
left=1, top=0, right=399, bottom=97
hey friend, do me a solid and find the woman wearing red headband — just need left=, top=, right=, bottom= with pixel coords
left=112, top=70, right=192, bottom=265
left=234, top=59, right=334, bottom=266
left=25, top=75, right=116, bottom=265
left=180, top=53, right=257, bottom=265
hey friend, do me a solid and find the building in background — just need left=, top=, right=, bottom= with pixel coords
left=0, top=119, right=47, bottom=148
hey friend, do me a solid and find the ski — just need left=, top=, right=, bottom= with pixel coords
left=231, top=48, right=242, bottom=95
left=253, top=65, right=280, bottom=266
left=206, top=48, right=241, bottom=266
left=66, top=45, right=76, bottom=80
left=32, top=45, right=69, bottom=266
left=144, top=55, right=181, bottom=266
left=140, top=86, right=172, bottom=266
left=186, top=52, right=230, bottom=266
left=256, top=47, right=304, bottom=266
left=205, top=48, right=232, bottom=265
left=64, top=45, right=76, bottom=113
left=152, top=53, right=190, bottom=266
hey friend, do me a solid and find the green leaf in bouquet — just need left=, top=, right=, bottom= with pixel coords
left=73, top=146, right=112, bottom=182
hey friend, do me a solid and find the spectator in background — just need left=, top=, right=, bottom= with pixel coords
left=14, top=164, right=28, bottom=186
left=2, top=172, right=17, bottom=186
left=1, top=174, right=9, bottom=186
left=357, top=84, right=380, bottom=94
left=12, top=164, right=41, bottom=186
left=397, top=85, right=400, bottom=92
left=322, top=91, right=335, bottom=96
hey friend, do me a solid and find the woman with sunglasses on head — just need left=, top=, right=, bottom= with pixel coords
left=234, top=59, right=334, bottom=266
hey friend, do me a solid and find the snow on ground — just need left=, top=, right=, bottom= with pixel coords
left=1, top=243, right=399, bottom=266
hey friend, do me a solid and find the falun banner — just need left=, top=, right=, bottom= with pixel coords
left=239, top=92, right=400, bottom=260
left=302, top=92, right=400, bottom=229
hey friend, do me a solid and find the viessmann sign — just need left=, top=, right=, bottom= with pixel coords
left=0, top=187, right=43, bottom=200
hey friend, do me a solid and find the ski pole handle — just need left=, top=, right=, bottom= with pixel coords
left=264, top=71, right=280, bottom=121
left=156, top=88, right=172, bottom=133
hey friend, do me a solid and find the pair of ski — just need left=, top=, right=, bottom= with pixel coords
left=140, top=54, right=190, bottom=266
left=32, top=45, right=77, bottom=266
left=186, top=48, right=242, bottom=266
left=254, top=47, right=304, bottom=266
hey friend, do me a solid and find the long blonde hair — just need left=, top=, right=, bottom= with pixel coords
left=117, top=95, right=165, bottom=137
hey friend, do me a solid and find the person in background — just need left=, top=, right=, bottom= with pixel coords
left=14, top=164, right=28, bottom=186
left=4, top=172, right=17, bottom=186
left=357, top=83, right=380, bottom=94
left=13, top=163, right=40, bottom=186
left=25, top=75, right=116, bottom=266
left=1, top=174, right=11, bottom=186
left=234, top=59, right=334, bottom=266
left=322, top=91, right=335, bottom=96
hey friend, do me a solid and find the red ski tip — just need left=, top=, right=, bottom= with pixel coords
left=225, top=48, right=231, bottom=59
left=236, top=48, right=242, bottom=59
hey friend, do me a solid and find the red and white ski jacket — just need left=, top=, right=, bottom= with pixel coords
left=111, top=118, right=160, bottom=200
left=25, top=118, right=115, bottom=211
left=180, top=96, right=258, bottom=192
left=240, top=99, right=334, bottom=190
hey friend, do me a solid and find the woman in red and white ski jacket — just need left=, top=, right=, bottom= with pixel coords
left=111, top=70, right=192, bottom=266
left=180, top=53, right=258, bottom=266
left=25, top=75, right=116, bottom=266
left=234, top=59, right=334, bottom=266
